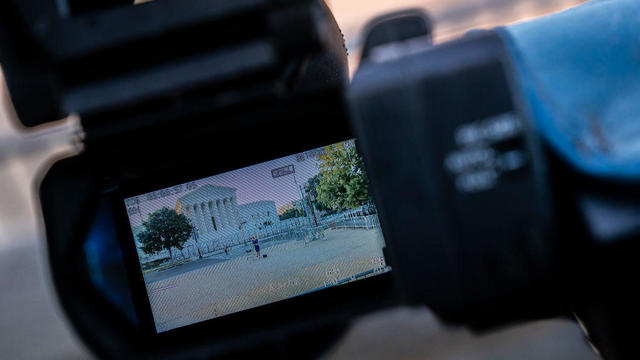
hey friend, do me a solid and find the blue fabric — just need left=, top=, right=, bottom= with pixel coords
left=499, top=0, right=640, bottom=180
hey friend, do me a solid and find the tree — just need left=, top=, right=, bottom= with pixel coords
left=305, top=174, right=331, bottom=213
left=138, top=207, right=194, bottom=263
left=316, top=141, right=370, bottom=212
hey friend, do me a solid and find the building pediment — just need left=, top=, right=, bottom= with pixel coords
left=178, top=185, right=237, bottom=204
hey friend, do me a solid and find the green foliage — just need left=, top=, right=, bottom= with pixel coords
left=279, top=207, right=306, bottom=221
left=138, top=207, right=194, bottom=258
left=316, top=141, right=370, bottom=212
left=305, top=174, right=331, bottom=212
left=305, top=175, right=322, bottom=201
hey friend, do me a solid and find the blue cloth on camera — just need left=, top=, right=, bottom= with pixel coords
left=499, top=0, right=640, bottom=180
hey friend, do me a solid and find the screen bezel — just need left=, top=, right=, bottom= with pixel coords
left=113, top=137, right=395, bottom=342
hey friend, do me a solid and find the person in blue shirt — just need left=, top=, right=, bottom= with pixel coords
left=251, top=236, right=261, bottom=259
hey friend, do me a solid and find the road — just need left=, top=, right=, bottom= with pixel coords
left=143, top=236, right=300, bottom=283
left=144, top=258, right=227, bottom=283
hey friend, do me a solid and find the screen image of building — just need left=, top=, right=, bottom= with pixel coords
left=238, top=201, right=279, bottom=230
left=175, top=185, right=280, bottom=242
left=176, top=185, right=240, bottom=239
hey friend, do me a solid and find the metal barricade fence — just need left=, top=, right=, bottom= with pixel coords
left=156, top=210, right=382, bottom=263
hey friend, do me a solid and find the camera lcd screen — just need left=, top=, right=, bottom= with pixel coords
left=124, top=140, right=390, bottom=333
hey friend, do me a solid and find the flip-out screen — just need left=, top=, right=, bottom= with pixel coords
left=124, top=139, right=390, bottom=332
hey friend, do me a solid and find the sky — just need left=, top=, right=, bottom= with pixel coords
left=126, top=141, right=351, bottom=227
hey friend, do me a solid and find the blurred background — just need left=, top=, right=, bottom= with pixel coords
left=1, top=0, right=596, bottom=359
left=331, top=0, right=587, bottom=72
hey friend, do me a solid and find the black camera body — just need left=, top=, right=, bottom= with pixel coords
left=351, top=32, right=558, bottom=326
left=1, top=0, right=398, bottom=358
left=2, top=0, right=640, bottom=359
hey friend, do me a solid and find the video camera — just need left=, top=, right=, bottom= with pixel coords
left=1, top=0, right=638, bottom=358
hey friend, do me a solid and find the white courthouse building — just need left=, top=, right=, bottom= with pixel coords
left=238, top=201, right=280, bottom=230
left=175, top=185, right=279, bottom=242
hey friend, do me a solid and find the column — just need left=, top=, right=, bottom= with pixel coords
left=193, top=204, right=203, bottom=233
left=231, top=197, right=240, bottom=227
left=207, top=202, right=217, bottom=233
left=224, top=198, right=233, bottom=228
left=212, top=200, right=222, bottom=232
left=185, top=206, right=194, bottom=229
left=217, top=199, right=226, bottom=231
left=202, top=202, right=213, bottom=233
left=200, top=203, right=210, bottom=234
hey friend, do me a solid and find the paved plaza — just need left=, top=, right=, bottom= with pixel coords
left=145, top=228, right=387, bottom=332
